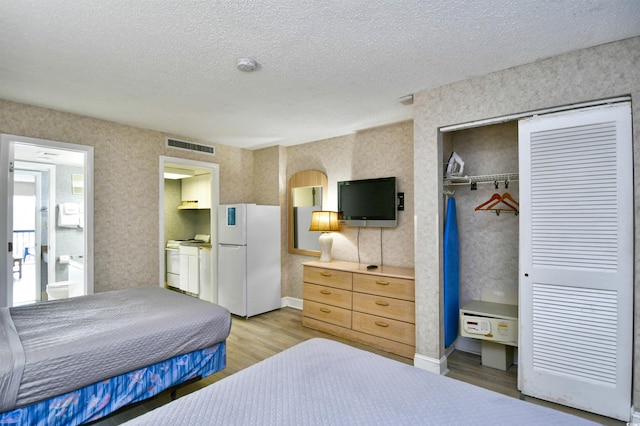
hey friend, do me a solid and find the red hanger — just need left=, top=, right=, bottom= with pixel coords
left=486, top=192, right=519, bottom=211
left=474, top=193, right=501, bottom=211
left=477, top=192, right=519, bottom=215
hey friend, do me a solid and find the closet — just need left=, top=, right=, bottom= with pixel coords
left=443, top=121, right=520, bottom=325
left=443, top=101, right=633, bottom=421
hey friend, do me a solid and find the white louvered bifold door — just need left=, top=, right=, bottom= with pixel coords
left=518, top=103, right=632, bottom=421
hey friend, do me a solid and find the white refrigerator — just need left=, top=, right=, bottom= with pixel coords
left=217, top=204, right=281, bottom=317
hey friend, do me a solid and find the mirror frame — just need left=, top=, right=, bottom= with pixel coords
left=288, top=170, right=328, bottom=256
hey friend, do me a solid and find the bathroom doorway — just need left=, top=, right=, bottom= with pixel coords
left=12, top=169, right=42, bottom=305
left=0, top=134, right=94, bottom=307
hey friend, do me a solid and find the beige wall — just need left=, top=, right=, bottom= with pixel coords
left=413, top=36, right=640, bottom=402
left=0, top=99, right=253, bottom=292
left=283, top=121, right=414, bottom=299
left=252, top=145, right=288, bottom=296
left=0, top=100, right=413, bottom=302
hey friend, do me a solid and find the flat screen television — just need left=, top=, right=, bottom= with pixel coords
left=337, top=177, right=397, bottom=227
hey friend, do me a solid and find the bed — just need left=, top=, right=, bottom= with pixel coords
left=0, top=287, right=231, bottom=425
left=123, top=338, right=595, bottom=425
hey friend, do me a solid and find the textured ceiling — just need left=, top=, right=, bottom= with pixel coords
left=1, top=1, right=639, bottom=149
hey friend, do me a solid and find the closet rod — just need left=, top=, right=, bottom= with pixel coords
left=444, top=173, right=518, bottom=187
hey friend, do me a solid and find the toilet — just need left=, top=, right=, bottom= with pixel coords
left=45, top=281, right=72, bottom=300
left=46, top=259, right=84, bottom=300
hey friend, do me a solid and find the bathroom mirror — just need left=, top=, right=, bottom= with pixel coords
left=288, top=170, right=328, bottom=256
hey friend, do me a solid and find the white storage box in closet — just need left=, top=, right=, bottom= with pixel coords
left=459, top=300, right=518, bottom=370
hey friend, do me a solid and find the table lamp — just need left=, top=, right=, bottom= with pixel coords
left=309, top=211, right=340, bottom=262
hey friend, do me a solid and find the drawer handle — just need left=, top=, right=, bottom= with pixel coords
left=320, top=290, right=332, bottom=295
left=374, top=321, right=389, bottom=328
left=320, top=308, right=331, bottom=313
left=320, top=272, right=332, bottom=277
left=375, top=301, right=389, bottom=306
left=375, top=280, right=390, bottom=286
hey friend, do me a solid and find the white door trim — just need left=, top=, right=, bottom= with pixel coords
left=440, top=96, right=631, bottom=133
left=158, top=156, right=220, bottom=300
left=0, top=134, right=94, bottom=307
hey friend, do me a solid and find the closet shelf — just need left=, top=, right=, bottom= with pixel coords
left=444, top=173, right=519, bottom=187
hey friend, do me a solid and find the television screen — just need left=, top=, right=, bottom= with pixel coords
left=337, top=177, right=397, bottom=227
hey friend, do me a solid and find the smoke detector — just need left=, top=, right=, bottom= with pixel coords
left=237, top=57, right=258, bottom=72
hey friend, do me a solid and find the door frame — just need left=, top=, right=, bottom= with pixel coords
left=14, top=162, right=57, bottom=294
left=158, top=156, right=220, bottom=296
left=13, top=168, right=44, bottom=303
left=0, top=134, right=94, bottom=307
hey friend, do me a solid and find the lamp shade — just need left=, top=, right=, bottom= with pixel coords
left=309, top=211, right=340, bottom=232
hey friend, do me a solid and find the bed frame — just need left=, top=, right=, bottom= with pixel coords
left=0, top=287, right=231, bottom=425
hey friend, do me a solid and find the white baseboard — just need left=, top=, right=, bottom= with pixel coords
left=281, top=296, right=302, bottom=310
left=414, top=352, right=449, bottom=375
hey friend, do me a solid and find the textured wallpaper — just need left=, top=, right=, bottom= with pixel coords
left=284, top=121, right=414, bottom=299
left=0, top=99, right=251, bottom=292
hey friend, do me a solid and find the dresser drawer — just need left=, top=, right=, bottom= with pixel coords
left=353, top=274, right=414, bottom=301
left=303, top=283, right=352, bottom=309
left=352, top=312, right=415, bottom=346
left=304, top=266, right=352, bottom=290
left=352, top=292, right=414, bottom=323
left=303, top=300, right=352, bottom=328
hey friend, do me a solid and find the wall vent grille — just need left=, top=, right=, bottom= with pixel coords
left=166, top=138, right=215, bottom=155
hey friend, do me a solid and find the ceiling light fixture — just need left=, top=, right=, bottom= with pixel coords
left=164, top=167, right=195, bottom=180
left=237, top=57, right=258, bottom=72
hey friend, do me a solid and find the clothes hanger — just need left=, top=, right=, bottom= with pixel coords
left=474, top=193, right=502, bottom=211
left=486, top=192, right=519, bottom=211
left=476, top=192, right=519, bottom=216
left=501, top=192, right=519, bottom=208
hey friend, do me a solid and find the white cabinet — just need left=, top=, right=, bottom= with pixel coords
left=166, top=248, right=180, bottom=288
left=180, top=175, right=211, bottom=209
left=198, top=247, right=216, bottom=303
left=179, top=245, right=199, bottom=294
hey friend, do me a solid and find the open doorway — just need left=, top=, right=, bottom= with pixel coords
left=12, top=170, right=42, bottom=305
left=159, top=156, right=219, bottom=304
left=0, top=134, right=94, bottom=307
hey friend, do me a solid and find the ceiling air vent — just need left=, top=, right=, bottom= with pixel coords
left=166, top=137, right=215, bottom=155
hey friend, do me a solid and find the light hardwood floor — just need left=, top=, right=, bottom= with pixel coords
left=93, top=307, right=623, bottom=425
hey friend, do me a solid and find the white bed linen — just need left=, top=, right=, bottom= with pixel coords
left=124, top=338, right=596, bottom=425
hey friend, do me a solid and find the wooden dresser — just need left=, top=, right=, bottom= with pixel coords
left=302, top=260, right=415, bottom=358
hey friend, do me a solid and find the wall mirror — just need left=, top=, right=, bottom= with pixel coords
left=288, top=170, right=328, bottom=256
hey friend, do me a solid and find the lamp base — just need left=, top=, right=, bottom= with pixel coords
left=318, top=232, right=333, bottom=262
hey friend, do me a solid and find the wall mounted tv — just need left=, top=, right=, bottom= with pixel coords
left=337, top=177, right=397, bottom=227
